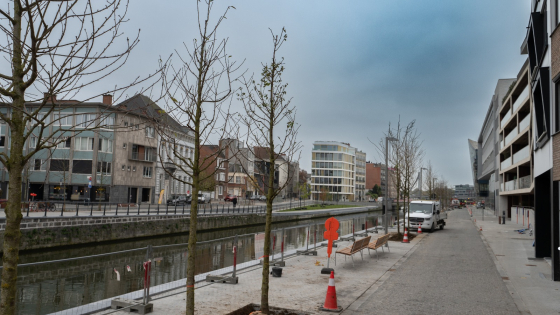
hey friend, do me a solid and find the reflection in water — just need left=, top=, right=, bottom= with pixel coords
left=14, top=212, right=384, bottom=314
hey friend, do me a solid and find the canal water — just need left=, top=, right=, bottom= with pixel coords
left=13, top=211, right=387, bottom=314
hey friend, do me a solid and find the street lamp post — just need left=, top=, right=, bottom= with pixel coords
left=419, top=167, right=427, bottom=200
left=385, top=136, right=398, bottom=236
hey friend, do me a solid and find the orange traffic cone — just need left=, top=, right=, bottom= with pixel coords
left=320, top=271, right=342, bottom=312
left=417, top=223, right=422, bottom=234
left=402, top=228, right=409, bottom=243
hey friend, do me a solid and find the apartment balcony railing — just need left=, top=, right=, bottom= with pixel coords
left=504, top=179, right=517, bottom=191
left=504, top=128, right=518, bottom=147
left=500, top=157, right=512, bottom=170
left=512, top=145, right=530, bottom=164
left=512, top=85, right=529, bottom=112
left=519, top=175, right=532, bottom=189
left=519, top=114, right=530, bottom=132
left=501, top=110, right=512, bottom=128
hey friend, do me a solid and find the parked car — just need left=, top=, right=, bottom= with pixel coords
left=476, top=202, right=485, bottom=209
left=258, top=195, right=266, bottom=201
left=224, top=194, right=236, bottom=202
left=167, top=195, right=189, bottom=205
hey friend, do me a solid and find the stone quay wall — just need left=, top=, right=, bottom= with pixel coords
left=0, top=207, right=379, bottom=252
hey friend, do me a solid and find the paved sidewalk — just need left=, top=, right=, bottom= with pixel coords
left=469, top=206, right=560, bottom=315
left=96, top=231, right=425, bottom=314
left=343, top=208, right=520, bottom=315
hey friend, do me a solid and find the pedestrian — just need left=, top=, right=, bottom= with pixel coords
left=233, top=196, right=238, bottom=208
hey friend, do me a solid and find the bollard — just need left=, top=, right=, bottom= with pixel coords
left=281, top=228, right=285, bottom=264
left=157, top=203, right=160, bottom=215
left=127, top=204, right=130, bottom=215
left=174, top=203, right=177, bottom=214
left=527, top=210, right=530, bottom=229
left=147, top=203, right=151, bottom=215
left=103, top=203, right=107, bottom=216
left=137, top=204, right=140, bottom=215
left=502, top=211, right=506, bottom=224
left=76, top=204, right=80, bottom=216
left=90, top=204, right=94, bottom=216
left=115, top=204, right=119, bottom=216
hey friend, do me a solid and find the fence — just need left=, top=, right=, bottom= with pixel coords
left=11, top=212, right=388, bottom=315
left=7, top=200, right=339, bottom=219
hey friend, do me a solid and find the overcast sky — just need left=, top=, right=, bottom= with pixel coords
left=86, top=0, right=530, bottom=187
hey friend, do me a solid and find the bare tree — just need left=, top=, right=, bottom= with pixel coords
left=0, top=1, right=165, bottom=311
left=237, top=28, right=300, bottom=314
left=373, top=120, right=405, bottom=236
left=401, top=121, right=423, bottom=233
left=424, top=161, right=437, bottom=200
left=158, top=1, right=240, bottom=314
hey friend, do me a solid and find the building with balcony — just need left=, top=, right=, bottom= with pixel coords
left=498, top=61, right=534, bottom=216
left=311, top=141, right=358, bottom=201
left=355, top=150, right=367, bottom=201
left=115, top=94, right=195, bottom=204
left=475, top=78, right=516, bottom=212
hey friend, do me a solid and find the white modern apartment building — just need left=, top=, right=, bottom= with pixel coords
left=311, top=141, right=361, bottom=201
left=355, top=150, right=367, bottom=201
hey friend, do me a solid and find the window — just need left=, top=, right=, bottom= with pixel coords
left=31, top=159, right=47, bottom=171
left=219, top=173, right=225, bottom=181
left=132, top=166, right=136, bottom=172
left=97, top=161, right=112, bottom=175
left=229, top=175, right=233, bottom=182
left=72, top=160, right=93, bottom=174
left=50, top=159, right=69, bottom=172
left=36, top=112, right=50, bottom=124
left=135, top=124, right=139, bottom=130
left=218, top=186, right=223, bottom=195
left=145, top=147, right=156, bottom=162
left=76, top=114, right=96, bottom=128
left=236, top=176, right=241, bottom=184
left=98, top=139, right=113, bottom=153
left=143, top=166, right=153, bottom=178
left=145, top=126, right=155, bottom=138
left=30, top=136, right=38, bottom=148
left=123, top=121, right=128, bottom=127
left=123, top=143, right=127, bottom=149
left=75, top=137, right=94, bottom=151
left=127, top=165, right=131, bottom=172
left=57, top=137, right=71, bottom=149
left=53, top=113, right=72, bottom=126
left=122, top=164, right=125, bottom=171
left=101, top=115, right=115, bottom=129
left=0, top=123, right=6, bottom=147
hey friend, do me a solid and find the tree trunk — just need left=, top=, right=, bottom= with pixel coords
left=1, top=2, right=25, bottom=313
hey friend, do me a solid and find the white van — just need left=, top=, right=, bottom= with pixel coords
left=404, top=200, right=447, bottom=232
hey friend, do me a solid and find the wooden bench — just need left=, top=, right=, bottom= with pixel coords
left=367, top=234, right=391, bottom=260
left=334, top=236, right=371, bottom=267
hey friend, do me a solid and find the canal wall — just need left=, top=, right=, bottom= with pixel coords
left=0, top=206, right=380, bottom=253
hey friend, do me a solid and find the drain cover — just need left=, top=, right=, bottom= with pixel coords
left=502, top=277, right=509, bottom=280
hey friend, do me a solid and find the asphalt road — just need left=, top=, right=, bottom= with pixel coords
left=344, top=209, right=520, bottom=315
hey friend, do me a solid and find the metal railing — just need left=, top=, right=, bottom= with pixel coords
left=3, top=199, right=370, bottom=220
